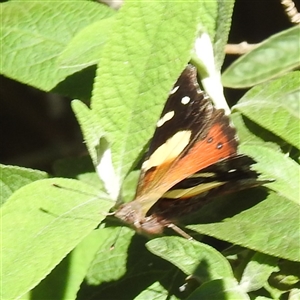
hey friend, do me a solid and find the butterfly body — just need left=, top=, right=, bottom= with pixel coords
left=114, top=65, right=262, bottom=237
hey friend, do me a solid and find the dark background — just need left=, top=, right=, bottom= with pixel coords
left=0, top=0, right=297, bottom=172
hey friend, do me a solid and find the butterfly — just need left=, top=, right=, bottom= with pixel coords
left=114, top=64, right=262, bottom=238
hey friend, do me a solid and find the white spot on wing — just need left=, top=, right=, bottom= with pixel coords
left=141, top=159, right=149, bottom=170
left=156, top=111, right=175, bottom=127
left=170, top=86, right=179, bottom=95
left=143, top=131, right=191, bottom=171
left=181, top=96, right=190, bottom=105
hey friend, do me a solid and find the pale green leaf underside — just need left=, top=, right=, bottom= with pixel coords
left=1, top=2, right=114, bottom=91
left=237, top=71, right=300, bottom=118
left=188, top=192, right=300, bottom=262
left=222, top=26, right=300, bottom=88
left=1, top=178, right=112, bottom=300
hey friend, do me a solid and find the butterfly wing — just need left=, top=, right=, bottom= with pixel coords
left=162, top=155, right=260, bottom=200
left=146, top=155, right=264, bottom=222
left=115, top=65, right=264, bottom=235
left=136, top=65, right=238, bottom=207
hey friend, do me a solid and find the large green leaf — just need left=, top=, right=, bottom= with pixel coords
left=0, top=2, right=114, bottom=91
left=89, top=1, right=203, bottom=182
left=237, top=71, right=300, bottom=118
left=30, top=230, right=106, bottom=300
left=222, top=26, right=300, bottom=88
left=1, top=178, right=113, bottom=300
left=188, top=192, right=299, bottom=262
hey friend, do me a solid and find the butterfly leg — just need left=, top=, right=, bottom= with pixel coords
left=167, top=223, right=194, bottom=240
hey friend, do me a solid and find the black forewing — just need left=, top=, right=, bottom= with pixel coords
left=145, top=65, right=214, bottom=160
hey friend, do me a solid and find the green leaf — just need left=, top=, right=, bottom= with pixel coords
left=0, top=2, right=114, bottom=91
left=194, top=1, right=217, bottom=41
left=237, top=71, right=300, bottom=118
left=86, top=227, right=135, bottom=284
left=30, top=230, right=105, bottom=300
left=188, top=191, right=300, bottom=262
left=147, top=237, right=233, bottom=282
left=186, top=278, right=249, bottom=300
left=233, top=75, right=300, bottom=149
left=239, top=253, right=278, bottom=292
left=57, top=16, right=115, bottom=71
left=52, top=155, right=102, bottom=188
left=72, top=100, right=119, bottom=199
left=1, top=178, right=113, bottom=300
left=232, top=112, right=282, bottom=149
left=239, top=144, right=300, bottom=203
left=236, top=101, right=299, bottom=149
left=135, top=282, right=179, bottom=300
left=0, top=164, right=48, bottom=206
left=222, top=26, right=300, bottom=88
left=191, top=1, right=234, bottom=113
left=213, top=0, right=235, bottom=70
left=91, top=1, right=202, bottom=180
left=86, top=229, right=177, bottom=299
left=269, top=260, right=300, bottom=291
left=72, top=100, right=105, bottom=167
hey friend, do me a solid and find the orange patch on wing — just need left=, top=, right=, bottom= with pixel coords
left=137, top=123, right=236, bottom=201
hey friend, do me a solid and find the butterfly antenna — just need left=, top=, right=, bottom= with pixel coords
left=52, top=183, right=114, bottom=205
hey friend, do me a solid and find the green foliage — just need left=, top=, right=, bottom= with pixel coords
left=1, top=178, right=113, bottom=299
left=0, top=164, right=48, bottom=206
left=1, top=1, right=114, bottom=92
left=1, top=1, right=299, bottom=300
left=222, top=26, right=300, bottom=88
